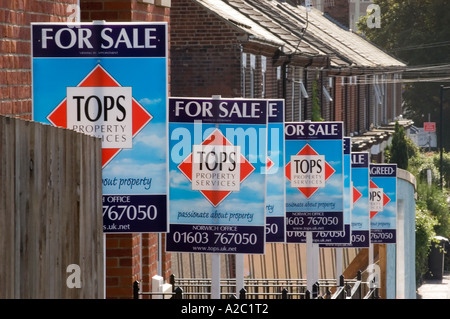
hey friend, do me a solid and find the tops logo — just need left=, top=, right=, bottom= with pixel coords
left=285, top=144, right=335, bottom=198
left=47, top=64, right=152, bottom=167
left=178, top=129, right=255, bottom=207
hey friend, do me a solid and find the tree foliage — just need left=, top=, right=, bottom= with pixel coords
left=433, top=151, right=450, bottom=189
left=415, top=207, right=438, bottom=283
left=311, top=79, right=324, bottom=122
left=385, top=121, right=409, bottom=169
left=358, top=0, right=450, bottom=149
left=409, top=149, right=450, bottom=282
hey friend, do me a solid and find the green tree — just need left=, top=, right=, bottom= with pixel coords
left=311, top=79, right=323, bottom=122
left=385, top=121, right=409, bottom=169
left=415, top=207, right=438, bottom=283
left=433, top=151, right=450, bottom=188
left=358, top=0, right=450, bottom=149
left=409, top=149, right=450, bottom=281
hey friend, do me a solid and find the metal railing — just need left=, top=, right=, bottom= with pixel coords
left=133, top=271, right=379, bottom=299
left=331, top=271, right=379, bottom=299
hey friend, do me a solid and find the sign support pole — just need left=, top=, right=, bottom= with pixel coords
left=236, top=254, right=245, bottom=295
left=210, top=94, right=222, bottom=300
left=307, top=233, right=313, bottom=291
left=336, top=247, right=343, bottom=284
left=157, top=233, right=162, bottom=276
left=314, top=240, right=319, bottom=289
left=211, top=254, right=221, bottom=299
left=306, top=232, right=319, bottom=291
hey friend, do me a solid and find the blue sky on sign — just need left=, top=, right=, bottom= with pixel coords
left=370, top=176, right=397, bottom=229
left=351, top=166, right=370, bottom=230
left=266, top=121, right=285, bottom=218
left=168, top=122, right=266, bottom=226
left=285, top=139, right=344, bottom=212
left=33, top=57, right=168, bottom=195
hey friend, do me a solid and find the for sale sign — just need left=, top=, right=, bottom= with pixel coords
left=370, top=164, right=397, bottom=243
left=318, top=137, right=352, bottom=245
left=326, top=152, right=370, bottom=248
left=166, top=97, right=268, bottom=254
left=348, top=152, right=371, bottom=247
left=265, top=100, right=286, bottom=243
left=285, top=122, right=344, bottom=242
left=32, top=22, right=168, bottom=233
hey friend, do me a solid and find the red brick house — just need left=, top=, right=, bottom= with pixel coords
left=1, top=0, right=410, bottom=298
left=170, top=0, right=408, bottom=159
left=1, top=0, right=171, bottom=299
left=169, top=0, right=409, bottom=280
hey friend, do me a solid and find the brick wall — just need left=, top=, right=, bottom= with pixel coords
left=2, top=0, right=171, bottom=300
left=0, top=0, right=78, bottom=119
left=171, top=0, right=341, bottom=125
left=81, top=0, right=170, bottom=22
left=105, top=233, right=171, bottom=299
left=323, top=0, right=349, bottom=28
left=170, top=0, right=243, bottom=97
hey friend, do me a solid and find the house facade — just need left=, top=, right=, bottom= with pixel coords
left=1, top=0, right=172, bottom=299
left=169, top=0, right=410, bottom=286
left=1, top=0, right=411, bottom=299
left=171, top=0, right=408, bottom=160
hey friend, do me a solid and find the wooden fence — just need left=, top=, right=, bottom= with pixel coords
left=0, top=116, right=104, bottom=298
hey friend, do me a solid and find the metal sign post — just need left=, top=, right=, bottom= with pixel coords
left=285, top=121, right=344, bottom=292
left=323, top=152, right=371, bottom=284
left=236, top=254, right=245, bottom=295
left=211, top=254, right=221, bottom=299
left=306, top=232, right=319, bottom=291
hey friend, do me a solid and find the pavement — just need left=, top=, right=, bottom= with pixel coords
left=416, top=272, right=450, bottom=299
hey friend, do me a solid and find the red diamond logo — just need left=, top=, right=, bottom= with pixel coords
left=47, top=64, right=152, bottom=168
left=266, top=156, right=275, bottom=173
left=369, top=180, right=391, bottom=219
left=353, top=186, right=362, bottom=204
left=285, top=144, right=335, bottom=198
left=178, top=129, right=255, bottom=207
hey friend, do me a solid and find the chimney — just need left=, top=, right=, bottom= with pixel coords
left=323, top=0, right=349, bottom=29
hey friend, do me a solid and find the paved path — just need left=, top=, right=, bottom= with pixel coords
left=417, top=272, right=450, bottom=299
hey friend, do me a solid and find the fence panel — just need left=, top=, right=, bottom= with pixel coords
left=0, top=116, right=104, bottom=298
